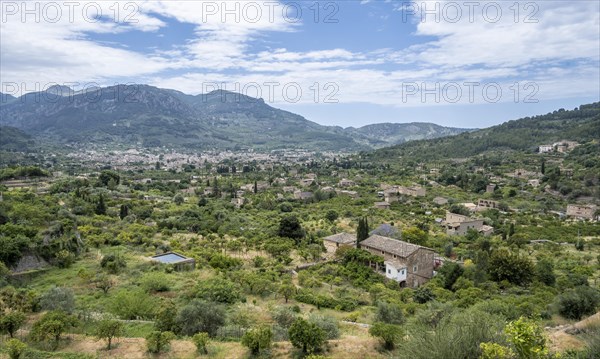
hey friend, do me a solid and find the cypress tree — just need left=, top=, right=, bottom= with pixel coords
left=119, top=204, right=128, bottom=220
left=357, top=217, right=369, bottom=247
left=95, top=195, right=107, bottom=215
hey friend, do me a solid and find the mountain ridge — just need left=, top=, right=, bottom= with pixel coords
left=0, top=84, right=471, bottom=151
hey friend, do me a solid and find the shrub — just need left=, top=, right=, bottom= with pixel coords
left=556, top=286, right=600, bottom=320
left=195, top=276, right=241, bottom=304
left=155, top=300, right=178, bottom=332
left=397, top=309, right=504, bottom=359
left=110, top=289, right=157, bottom=320
left=272, top=306, right=298, bottom=329
left=241, top=325, right=273, bottom=355
left=175, top=300, right=226, bottom=337
left=209, top=253, right=242, bottom=270
left=5, top=338, right=27, bottom=359
left=30, top=311, right=78, bottom=350
left=438, top=262, right=464, bottom=290
left=413, top=287, right=436, bottom=304
left=140, top=272, right=170, bottom=293
left=146, top=331, right=175, bottom=353
left=369, top=322, right=402, bottom=350
left=192, top=332, right=210, bottom=354
left=54, top=249, right=75, bottom=268
left=40, top=286, right=75, bottom=313
left=535, top=258, right=556, bottom=287
left=375, top=301, right=405, bottom=325
left=100, top=253, right=126, bottom=274
left=308, top=314, right=340, bottom=340
left=479, top=342, right=514, bottom=359
left=294, top=288, right=358, bottom=311
left=504, top=317, right=548, bottom=358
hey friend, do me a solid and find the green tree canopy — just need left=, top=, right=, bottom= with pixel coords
left=288, top=317, right=326, bottom=354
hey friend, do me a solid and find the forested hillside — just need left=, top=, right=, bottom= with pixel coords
left=371, top=103, right=600, bottom=161
left=0, top=126, right=34, bottom=152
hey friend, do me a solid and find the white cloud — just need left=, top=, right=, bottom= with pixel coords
left=1, top=0, right=598, bottom=110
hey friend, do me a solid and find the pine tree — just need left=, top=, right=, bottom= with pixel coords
left=254, top=180, right=258, bottom=194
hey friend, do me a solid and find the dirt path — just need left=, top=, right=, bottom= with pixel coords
left=547, top=311, right=600, bottom=352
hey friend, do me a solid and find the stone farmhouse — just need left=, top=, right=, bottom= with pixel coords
left=398, top=185, right=426, bottom=197
left=338, top=179, right=356, bottom=187
left=336, top=190, right=359, bottom=199
left=360, top=235, right=435, bottom=287
left=294, top=190, right=314, bottom=200
left=323, top=233, right=356, bottom=255
left=382, top=185, right=426, bottom=203
left=566, top=204, right=598, bottom=220
left=478, top=199, right=500, bottom=210
left=374, top=202, right=391, bottom=210
left=299, top=178, right=315, bottom=187
left=432, top=197, right=448, bottom=205
left=445, top=212, right=493, bottom=236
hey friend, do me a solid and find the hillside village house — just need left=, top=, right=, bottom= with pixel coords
left=538, top=141, right=578, bottom=154
left=299, top=178, right=315, bottom=187
left=512, top=168, right=540, bottom=179
left=336, top=190, right=359, bottom=199
left=294, top=190, right=314, bottom=200
left=323, top=232, right=356, bottom=255
left=445, top=212, right=494, bottom=236
left=273, top=177, right=287, bottom=185
left=381, top=185, right=426, bottom=203
left=338, top=179, right=356, bottom=187
left=566, top=204, right=598, bottom=220
left=241, top=182, right=269, bottom=192
left=460, top=202, right=478, bottom=212
left=478, top=199, right=499, bottom=210
left=433, top=196, right=448, bottom=205
left=374, top=202, right=391, bottom=210
left=486, top=184, right=497, bottom=193
left=231, top=197, right=244, bottom=208
left=359, top=235, right=435, bottom=287
left=555, top=140, right=579, bottom=153
left=398, top=185, right=426, bottom=197
left=283, top=186, right=297, bottom=193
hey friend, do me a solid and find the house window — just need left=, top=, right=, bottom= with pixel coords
left=401, top=270, right=405, bottom=275
left=382, top=251, right=385, bottom=255
left=413, top=265, right=418, bottom=272
left=387, top=269, right=391, bottom=274
left=393, top=255, right=396, bottom=258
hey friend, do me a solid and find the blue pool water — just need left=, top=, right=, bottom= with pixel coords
left=152, top=253, right=188, bottom=264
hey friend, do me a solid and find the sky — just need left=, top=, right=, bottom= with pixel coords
left=1, top=0, right=599, bottom=128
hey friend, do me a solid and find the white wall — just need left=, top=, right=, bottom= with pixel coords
left=385, top=263, right=407, bottom=282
